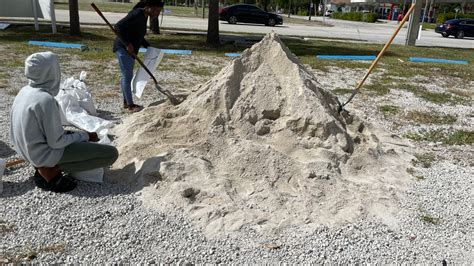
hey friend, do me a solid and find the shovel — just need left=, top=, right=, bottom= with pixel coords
left=91, top=3, right=182, bottom=105
left=338, top=3, right=416, bottom=113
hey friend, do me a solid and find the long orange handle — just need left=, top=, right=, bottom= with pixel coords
left=356, top=3, right=416, bottom=90
left=341, top=4, right=416, bottom=109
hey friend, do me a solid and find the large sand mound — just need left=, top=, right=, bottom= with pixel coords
left=112, top=33, right=413, bottom=237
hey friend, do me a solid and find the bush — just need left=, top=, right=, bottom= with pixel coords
left=296, top=10, right=307, bottom=16
left=331, top=12, right=379, bottom=23
left=436, top=12, right=474, bottom=24
left=365, top=12, right=379, bottom=23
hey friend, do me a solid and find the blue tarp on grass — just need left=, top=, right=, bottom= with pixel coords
left=409, top=57, right=468, bottom=65
left=224, top=53, right=241, bottom=57
left=28, top=41, right=87, bottom=50
left=316, top=55, right=376, bottom=60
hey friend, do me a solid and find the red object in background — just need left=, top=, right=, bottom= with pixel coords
left=397, top=13, right=403, bottom=21
left=388, top=4, right=396, bottom=20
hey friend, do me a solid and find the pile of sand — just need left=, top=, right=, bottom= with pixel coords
left=112, top=33, right=413, bottom=237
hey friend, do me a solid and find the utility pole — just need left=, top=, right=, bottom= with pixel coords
left=405, top=0, right=423, bottom=46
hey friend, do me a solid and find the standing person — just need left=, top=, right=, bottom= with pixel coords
left=10, top=52, right=119, bottom=193
left=113, top=0, right=164, bottom=113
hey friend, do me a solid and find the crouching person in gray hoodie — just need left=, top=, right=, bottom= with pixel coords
left=10, top=52, right=119, bottom=193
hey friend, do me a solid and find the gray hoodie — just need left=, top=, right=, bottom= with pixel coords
left=10, top=52, right=88, bottom=167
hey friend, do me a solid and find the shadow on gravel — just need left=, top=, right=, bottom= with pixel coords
left=0, top=178, right=35, bottom=198
left=0, top=141, right=16, bottom=158
left=66, top=156, right=164, bottom=198
left=97, top=109, right=120, bottom=122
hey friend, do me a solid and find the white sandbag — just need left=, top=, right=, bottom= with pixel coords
left=61, top=71, right=97, bottom=115
left=70, top=167, right=104, bottom=183
left=56, top=72, right=113, bottom=144
left=132, top=47, right=164, bottom=98
left=0, top=158, right=5, bottom=193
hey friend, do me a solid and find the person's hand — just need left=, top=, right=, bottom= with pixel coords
left=127, top=44, right=134, bottom=54
left=88, top=132, right=99, bottom=142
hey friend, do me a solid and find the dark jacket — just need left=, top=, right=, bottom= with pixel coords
left=113, top=8, right=150, bottom=54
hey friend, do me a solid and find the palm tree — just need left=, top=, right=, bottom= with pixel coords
left=69, top=0, right=80, bottom=35
left=207, top=0, right=220, bottom=45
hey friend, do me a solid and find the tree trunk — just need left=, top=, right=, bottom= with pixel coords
left=206, top=0, right=219, bottom=45
left=150, top=16, right=160, bottom=34
left=69, top=0, right=80, bottom=35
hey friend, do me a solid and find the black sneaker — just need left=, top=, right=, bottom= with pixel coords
left=34, top=170, right=77, bottom=193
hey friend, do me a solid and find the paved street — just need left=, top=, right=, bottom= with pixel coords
left=53, top=9, right=473, bottom=49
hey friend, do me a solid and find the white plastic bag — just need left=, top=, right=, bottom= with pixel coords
left=70, top=167, right=104, bottom=183
left=132, top=47, right=164, bottom=98
left=56, top=71, right=113, bottom=144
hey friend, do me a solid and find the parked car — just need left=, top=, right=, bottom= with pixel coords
left=435, top=18, right=474, bottom=39
left=219, top=4, right=283, bottom=26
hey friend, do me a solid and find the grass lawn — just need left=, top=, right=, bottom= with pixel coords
left=422, top=23, right=437, bottom=30
left=0, top=24, right=472, bottom=144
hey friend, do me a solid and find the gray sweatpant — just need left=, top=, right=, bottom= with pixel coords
left=58, top=142, right=118, bottom=173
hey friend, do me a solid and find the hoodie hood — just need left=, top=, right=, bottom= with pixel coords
left=25, top=51, right=61, bottom=96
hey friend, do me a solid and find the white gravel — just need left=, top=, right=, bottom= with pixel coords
left=1, top=52, right=473, bottom=263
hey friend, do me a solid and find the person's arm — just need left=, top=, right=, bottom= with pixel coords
left=142, top=39, right=150, bottom=48
left=37, top=101, right=89, bottom=149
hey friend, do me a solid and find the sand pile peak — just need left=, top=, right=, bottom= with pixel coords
left=112, top=33, right=413, bottom=237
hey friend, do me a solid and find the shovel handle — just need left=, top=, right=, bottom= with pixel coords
left=91, top=3, right=171, bottom=98
left=356, top=3, right=416, bottom=90
left=341, top=3, right=416, bottom=110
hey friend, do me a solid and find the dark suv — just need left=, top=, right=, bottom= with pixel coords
left=219, top=4, right=283, bottom=26
left=435, top=18, right=474, bottom=39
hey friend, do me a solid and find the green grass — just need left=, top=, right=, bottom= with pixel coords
left=406, top=130, right=474, bottom=145
left=365, top=81, right=390, bottom=96
left=398, top=83, right=468, bottom=105
left=55, top=1, right=135, bottom=14
left=378, top=105, right=399, bottom=115
left=289, top=37, right=472, bottom=83
left=187, top=63, right=214, bottom=76
left=405, top=110, right=457, bottom=125
left=412, top=153, right=436, bottom=168
left=421, top=215, right=440, bottom=225
left=406, top=167, right=425, bottom=180
left=422, top=23, right=436, bottom=30
left=1, top=24, right=473, bottom=105
left=332, top=88, right=353, bottom=95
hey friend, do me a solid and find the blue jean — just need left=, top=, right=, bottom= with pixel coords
left=116, top=47, right=135, bottom=105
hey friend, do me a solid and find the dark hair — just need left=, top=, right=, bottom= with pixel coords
left=133, top=0, right=164, bottom=9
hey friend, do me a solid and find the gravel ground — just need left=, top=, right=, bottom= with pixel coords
left=1, top=45, right=473, bottom=263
